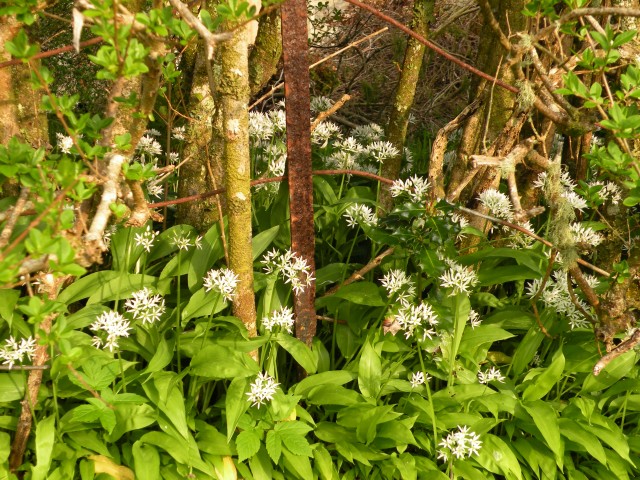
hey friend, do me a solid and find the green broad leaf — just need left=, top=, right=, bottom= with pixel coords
left=181, top=288, right=228, bottom=322
left=107, top=404, right=156, bottom=442
left=580, top=422, right=632, bottom=464
left=294, top=370, right=357, bottom=396
left=85, top=273, right=167, bottom=305
left=226, top=377, right=249, bottom=442
left=142, top=372, right=189, bottom=440
left=236, top=430, right=261, bottom=462
left=450, top=294, right=470, bottom=368
left=67, top=431, right=111, bottom=457
left=522, top=348, right=565, bottom=402
left=265, top=430, right=282, bottom=464
left=391, top=453, right=417, bottom=480
left=521, top=399, right=563, bottom=469
left=511, top=310, right=553, bottom=375
left=459, top=247, right=545, bottom=272
left=313, top=444, right=339, bottom=480
left=477, top=265, right=541, bottom=286
left=248, top=446, right=274, bottom=480
left=0, top=373, right=25, bottom=402
left=139, top=431, right=214, bottom=476
left=281, top=434, right=313, bottom=457
left=307, top=384, right=364, bottom=406
left=195, top=422, right=234, bottom=456
left=0, top=289, right=20, bottom=324
left=460, top=325, right=514, bottom=350
left=132, top=442, right=160, bottom=480
left=144, top=335, right=175, bottom=373
left=282, top=447, right=314, bottom=479
left=253, top=225, right=280, bottom=260
left=558, top=418, right=606, bottom=465
left=582, top=351, right=636, bottom=393
left=315, top=263, right=348, bottom=288
left=191, top=345, right=259, bottom=379
left=274, top=333, right=317, bottom=374
left=314, top=423, right=357, bottom=444
left=475, top=434, right=523, bottom=480
left=326, top=281, right=386, bottom=306
left=358, top=340, right=382, bottom=400
left=453, top=458, right=489, bottom=480
left=31, top=415, right=55, bottom=480
left=511, top=438, right=555, bottom=479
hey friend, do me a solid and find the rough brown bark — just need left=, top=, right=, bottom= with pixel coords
left=281, top=0, right=317, bottom=348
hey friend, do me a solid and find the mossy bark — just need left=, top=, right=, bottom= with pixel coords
left=378, top=0, right=433, bottom=213
left=218, top=8, right=260, bottom=338
left=249, top=8, right=282, bottom=97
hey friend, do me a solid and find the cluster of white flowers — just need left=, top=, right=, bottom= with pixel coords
left=56, top=132, right=74, bottom=154
left=146, top=179, right=164, bottom=198
left=390, top=176, right=431, bottom=203
left=393, top=301, right=439, bottom=341
left=352, top=123, right=384, bottom=144
left=344, top=203, right=377, bottom=228
left=469, top=309, right=482, bottom=329
left=203, top=267, right=240, bottom=302
left=438, top=426, right=482, bottom=462
left=134, top=226, right=159, bottom=253
left=380, top=269, right=416, bottom=304
left=477, top=366, right=506, bottom=384
left=588, top=180, right=622, bottom=205
left=439, top=259, right=479, bottom=295
left=478, top=189, right=514, bottom=222
left=570, top=223, right=604, bottom=249
left=137, top=135, right=163, bottom=157
left=246, top=372, right=279, bottom=408
left=91, top=310, right=131, bottom=352
left=262, top=307, right=295, bottom=334
left=533, top=170, right=589, bottom=211
left=172, top=126, right=186, bottom=141
left=262, top=249, right=315, bottom=294
left=168, top=152, right=180, bottom=164
left=171, top=231, right=193, bottom=251
left=146, top=128, right=161, bottom=137
left=124, top=287, right=166, bottom=325
left=249, top=110, right=287, bottom=143
left=366, top=140, right=400, bottom=163
left=526, top=272, right=598, bottom=329
left=509, top=220, right=536, bottom=249
left=310, top=96, right=333, bottom=113
left=410, top=371, right=431, bottom=388
left=312, top=121, right=342, bottom=147
left=0, top=336, right=37, bottom=369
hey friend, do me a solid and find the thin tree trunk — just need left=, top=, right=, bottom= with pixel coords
left=249, top=9, right=282, bottom=97
left=378, top=0, right=433, bottom=213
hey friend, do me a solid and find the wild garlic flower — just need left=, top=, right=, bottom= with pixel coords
left=327, top=150, right=357, bottom=170
left=146, top=179, right=164, bottom=198
left=439, top=259, right=478, bottom=295
left=56, top=132, right=74, bottom=154
left=268, top=110, right=287, bottom=133
left=0, top=336, right=37, bottom=369
left=262, top=307, right=295, bottom=334
left=195, top=235, right=203, bottom=250
left=312, top=121, right=342, bottom=147
left=562, top=191, right=588, bottom=211
left=137, top=135, right=163, bottom=157
left=344, top=204, right=377, bottom=228
left=508, top=220, right=536, bottom=249
left=366, top=140, right=400, bottom=163
left=246, top=372, right=279, bottom=408
left=124, top=287, right=165, bottom=325
left=262, top=249, right=315, bottom=295
left=310, top=96, right=333, bottom=113
left=477, top=366, right=506, bottom=384
left=438, top=426, right=482, bottom=462
left=171, top=231, right=193, bottom=251
left=533, top=170, right=577, bottom=192
left=390, top=176, right=431, bottom=203
left=410, top=371, right=431, bottom=388
left=168, top=152, right=180, bottom=164
left=526, top=272, right=596, bottom=329
left=352, top=123, right=384, bottom=144
left=469, top=309, right=482, bottom=328
left=570, top=223, right=604, bottom=248
left=146, top=128, right=161, bottom=136
left=91, top=310, right=131, bottom=352
left=134, top=226, right=158, bottom=253
left=393, top=301, right=439, bottom=341
left=588, top=180, right=622, bottom=205
left=203, top=267, right=239, bottom=302
left=478, top=189, right=513, bottom=221
left=380, top=269, right=416, bottom=304
left=172, top=125, right=186, bottom=140
left=249, top=111, right=275, bottom=141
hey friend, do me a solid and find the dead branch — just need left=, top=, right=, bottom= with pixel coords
left=311, top=94, right=351, bottom=132
left=323, top=247, right=395, bottom=297
left=593, top=329, right=640, bottom=376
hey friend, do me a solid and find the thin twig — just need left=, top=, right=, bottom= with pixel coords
left=310, top=94, right=351, bottom=132
left=323, top=247, right=394, bottom=297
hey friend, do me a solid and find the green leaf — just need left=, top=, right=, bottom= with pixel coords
left=307, top=384, right=364, bottom=406
left=326, top=281, right=386, bottom=306
left=358, top=340, right=381, bottom=400
left=0, top=373, right=25, bottom=402
left=558, top=418, right=606, bottom=465
left=144, top=335, right=175, bottom=373
left=253, top=225, right=280, bottom=260
left=226, top=377, right=249, bottom=442
left=511, top=310, right=552, bottom=375
left=582, top=351, right=635, bottom=393
left=294, top=370, right=357, bottom=396
left=0, top=289, right=20, bottom=324
left=132, top=442, right=160, bottom=480
left=236, top=430, right=261, bottom=462
left=181, top=288, right=228, bottom=322
left=460, top=325, right=514, bottom=350
left=313, top=444, right=339, bottom=480
left=282, top=447, right=314, bottom=479
left=281, top=434, right=313, bottom=457
left=475, top=434, right=523, bottom=480
left=142, top=372, right=189, bottom=440
left=191, top=345, right=259, bottom=379
left=265, top=430, right=282, bottom=464
left=31, top=415, right=55, bottom=480
left=522, top=347, right=565, bottom=402
left=521, top=399, right=563, bottom=469
left=274, top=333, right=317, bottom=374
